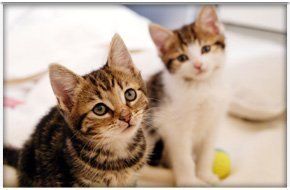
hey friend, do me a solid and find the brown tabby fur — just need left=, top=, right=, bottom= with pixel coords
left=4, top=34, right=149, bottom=187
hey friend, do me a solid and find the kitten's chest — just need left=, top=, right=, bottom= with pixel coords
left=76, top=169, right=136, bottom=187
left=72, top=155, right=137, bottom=187
left=168, top=84, right=218, bottom=116
left=155, top=82, right=220, bottom=131
left=66, top=136, right=146, bottom=187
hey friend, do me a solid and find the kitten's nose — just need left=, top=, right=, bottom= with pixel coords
left=194, top=62, right=202, bottom=70
left=119, top=109, right=131, bottom=123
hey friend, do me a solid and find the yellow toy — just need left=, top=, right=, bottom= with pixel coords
left=213, top=149, right=231, bottom=180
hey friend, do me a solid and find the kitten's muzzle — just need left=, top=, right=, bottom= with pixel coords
left=119, top=109, right=132, bottom=123
left=194, top=64, right=202, bottom=70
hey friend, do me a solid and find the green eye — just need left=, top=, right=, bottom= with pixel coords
left=125, top=88, right=137, bottom=102
left=201, top=45, right=211, bottom=54
left=93, top=103, right=108, bottom=116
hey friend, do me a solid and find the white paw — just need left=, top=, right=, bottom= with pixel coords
left=198, top=172, right=220, bottom=185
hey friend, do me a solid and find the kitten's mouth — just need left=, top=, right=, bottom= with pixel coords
left=195, top=68, right=205, bottom=74
left=183, top=69, right=208, bottom=82
left=122, top=124, right=135, bottom=132
left=183, top=76, right=194, bottom=82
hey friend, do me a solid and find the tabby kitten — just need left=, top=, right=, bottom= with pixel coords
left=146, top=6, right=227, bottom=186
left=4, top=34, right=149, bottom=187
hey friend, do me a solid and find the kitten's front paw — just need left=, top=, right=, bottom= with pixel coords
left=198, top=172, right=220, bottom=185
left=176, top=177, right=207, bottom=187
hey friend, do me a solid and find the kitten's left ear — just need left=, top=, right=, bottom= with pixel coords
left=149, top=23, right=174, bottom=55
left=49, top=64, right=82, bottom=112
left=107, top=34, right=138, bottom=74
left=195, top=6, right=223, bottom=35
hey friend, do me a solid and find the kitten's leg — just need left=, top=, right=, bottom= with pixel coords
left=164, top=133, right=205, bottom=187
left=196, top=100, right=226, bottom=185
left=196, top=130, right=219, bottom=185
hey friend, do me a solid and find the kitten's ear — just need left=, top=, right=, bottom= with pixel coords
left=195, top=6, right=222, bottom=35
left=149, top=23, right=174, bottom=54
left=107, top=34, right=138, bottom=73
left=49, top=64, right=81, bottom=111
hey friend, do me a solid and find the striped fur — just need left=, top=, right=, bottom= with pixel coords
left=4, top=34, right=149, bottom=187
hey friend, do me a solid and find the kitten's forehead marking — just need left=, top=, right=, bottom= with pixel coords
left=104, top=80, right=127, bottom=110
left=188, top=42, right=201, bottom=59
left=119, top=87, right=126, bottom=105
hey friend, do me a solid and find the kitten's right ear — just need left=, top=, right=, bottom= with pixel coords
left=195, top=6, right=222, bottom=35
left=49, top=64, right=81, bottom=111
left=107, top=34, right=139, bottom=74
left=149, top=23, right=174, bottom=54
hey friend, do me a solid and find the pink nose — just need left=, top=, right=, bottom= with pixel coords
left=194, top=63, right=202, bottom=70
left=193, top=59, right=201, bottom=70
left=119, top=109, right=131, bottom=123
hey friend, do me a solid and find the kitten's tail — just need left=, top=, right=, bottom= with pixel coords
left=4, top=146, right=20, bottom=168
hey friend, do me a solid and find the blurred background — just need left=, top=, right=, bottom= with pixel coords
left=126, top=5, right=285, bottom=32
left=4, top=4, right=286, bottom=187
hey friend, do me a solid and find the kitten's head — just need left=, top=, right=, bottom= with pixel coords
left=49, top=34, right=148, bottom=142
left=149, top=6, right=225, bottom=81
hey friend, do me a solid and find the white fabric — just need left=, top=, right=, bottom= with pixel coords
left=4, top=5, right=285, bottom=187
left=227, top=53, right=285, bottom=121
left=225, top=32, right=285, bottom=121
left=5, top=5, right=157, bottom=80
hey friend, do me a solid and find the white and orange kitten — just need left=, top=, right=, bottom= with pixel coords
left=146, top=6, right=228, bottom=186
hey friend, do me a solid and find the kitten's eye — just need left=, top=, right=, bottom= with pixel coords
left=125, top=88, right=137, bottom=102
left=201, top=45, right=211, bottom=54
left=93, top=103, right=108, bottom=116
left=177, top=54, right=189, bottom=62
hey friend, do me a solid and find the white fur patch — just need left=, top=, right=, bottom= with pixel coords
left=151, top=56, right=228, bottom=185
